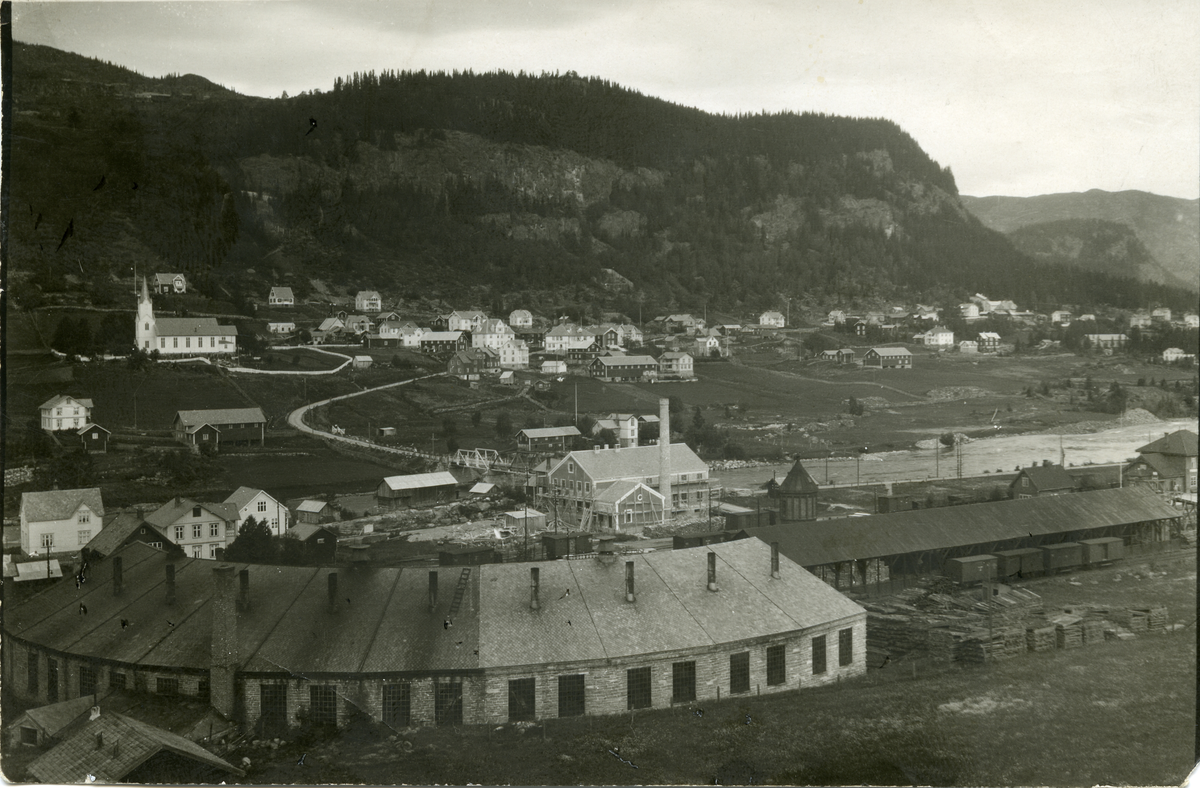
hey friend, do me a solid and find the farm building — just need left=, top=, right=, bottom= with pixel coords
left=20, top=488, right=105, bottom=558
left=40, top=395, right=94, bottom=432
left=420, top=331, right=468, bottom=354
left=286, top=524, right=338, bottom=565
left=352, top=355, right=374, bottom=369
left=268, top=286, right=294, bottom=305
left=1010, top=463, right=1077, bottom=499
left=76, top=423, right=110, bottom=453
left=862, top=347, right=912, bottom=368
left=740, top=486, right=1183, bottom=592
left=516, top=426, right=582, bottom=453
left=2, top=539, right=866, bottom=732
left=376, top=472, right=460, bottom=510
left=589, top=355, right=659, bottom=382
left=294, top=500, right=335, bottom=525
left=173, top=407, right=266, bottom=448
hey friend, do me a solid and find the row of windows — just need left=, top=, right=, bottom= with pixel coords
left=27, top=659, right=203, bottom=702
left=175, top=523, right=224, bottom=540
left=258, top=682, right=461, bottom=734
left=52, top=407, right=83, bottom=416
left=160, top=336, right=225, bottom=349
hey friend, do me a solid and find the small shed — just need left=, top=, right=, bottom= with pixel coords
left=377, top=426, right=397, bottom=438
left=720, top=502, right=777, bottom=531
left=287, top=523, right=338, bottom=565
left=295, top=499, right=335, bottom=525
left=5, top=695, right=98, bottom=749
left=499, top=370, right=516, bottom=386
left=1041, top=542, right=1084, bottom=572
left=77, top=423, right=111, bottom=454
left=1080, top=537, right=1125, bottom=566
left=469, top=482, right=496, bottom=496
left=993, top=547, right=1044, bottom=578
left=504, top=509, right=547, bottom=533
left=352, top=355, right=374, bottom=369
left=438, top=545, right=501, bottom=566
left=945, top=554, right=997, bottom=585
left=541, top=531, right=592, bottom=560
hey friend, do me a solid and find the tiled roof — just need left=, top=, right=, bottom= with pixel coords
left=557, top=443, right=708, bottom=483
left=380, top=471, right=459, bottom=491
left=39, top=394, right=95, bottom=411
left=1138, top=429, right=1198, bottom=457
left=153, top=317, right=238, bottom=337
left=21, top=488, right=105, bottom=523
left=7, top=540, right=861, bottom=680
left=743, top=486, right=1180, bottom=567
left=26, top=711, right=241, bottom=784
left=174, top=407, right=266, bottom=427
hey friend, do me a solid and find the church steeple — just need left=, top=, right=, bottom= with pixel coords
left=136, top=277, right=156, bottom=351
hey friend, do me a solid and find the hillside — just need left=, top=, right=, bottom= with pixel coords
left=9, top=41, right=1198, bottom=319
left=962, top=191, right=1199, bottom=293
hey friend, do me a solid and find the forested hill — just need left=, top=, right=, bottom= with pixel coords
left=9, top=42, right=1197, bottom=317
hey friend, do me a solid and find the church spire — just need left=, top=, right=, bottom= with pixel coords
left=140, top=276, right=150, bottom=304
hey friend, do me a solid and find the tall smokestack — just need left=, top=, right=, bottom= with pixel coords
left=659, top=397, right=672, bottom=522
left=625, top=561, right=636, bottom=603
left=428, top=571, right=439, bottom=612
left=210, top=565, right=238, bottom=718
left=530, top=567, right=540, bottom=610
left=165, top=563, right=176, bottom=605
left=327, top=572, right=338, bottom=612
left=112, top=557, right=123, bottom=597
left=771, top=542, right=781, bottom=579
left=707, top=551, right=718, bottom=592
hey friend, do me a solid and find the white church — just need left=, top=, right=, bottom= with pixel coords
left=136, top=278, right=238, bottom=356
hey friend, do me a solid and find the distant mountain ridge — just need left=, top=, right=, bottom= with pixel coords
left=961, top=190, right=1199, bottom=293
left=8, top=41, right=1198, bottom=318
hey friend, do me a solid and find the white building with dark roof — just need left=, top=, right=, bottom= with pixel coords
left=135, top=279, right=236, bottom=356
left=39, top=395, right=94, bottom=432
left=19, top=488, right=105, bottom=557
left=268, top=286, right=294, bottom=305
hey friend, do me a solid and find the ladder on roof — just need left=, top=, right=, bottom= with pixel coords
left=449, top=568, right=471, bottom=616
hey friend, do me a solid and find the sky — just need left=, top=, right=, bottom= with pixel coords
left=12, top=0, right=1200, bottom=199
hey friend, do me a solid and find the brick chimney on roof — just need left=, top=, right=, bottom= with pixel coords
left=210, top=564, right=238, bottom=719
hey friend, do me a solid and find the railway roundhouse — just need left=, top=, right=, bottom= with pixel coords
left=5, top=539, right=865, bottom=733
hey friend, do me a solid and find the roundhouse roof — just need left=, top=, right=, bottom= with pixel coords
left=6, top=539, right=863, bottom=676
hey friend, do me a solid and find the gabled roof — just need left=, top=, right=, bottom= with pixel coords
left=174, top=407, right=266, bottom=427
left=76, top=422, right=110, bottom=436
left=555, top=443, right=708, bottom=483
left=1130, top=453, right=1187, bottom=480
left=223, top=486, right=275, bottom=512
left=154, top=273, right=185, bottom=285
left=21, top=488, right=105, bottom=523
left=592, top=355, right=658, bottom=367
left=1137, top=429, right=1198, bottom=458
left=26, top=711, right=242, bottom=784
left=269, top=286, right=294, bottom=300
left=421, top=331, right=464, bottom=341
left=39, top=394, right=96, bottom=411
left=1014, top=464, right=1077, bottom=492
left=153, top=317, right=238, bottom=337
left=85, top=510, right=171, bottom=557
left=546, top=323, right=595, bottom=337
left=745, top=486, right=1180, bottom=568
left=519, top=426, right=582, bottom=439
left=317, top=317, right=344, bottom=332
left=144, top=498, right=237, bottom=529
left=18, top=695, right=97, bottom=739
left=356, top=290, right=382, bottom=300
left=380, top=471, right=460, bottom=491
left=288, top=523, right=336, bottom=541
left=593, top=479, right=664, bottom=506
left=778, top=459, right=819, bottom=494
left=867, top=347, right=912, bottom=357
left=659, top=351, right=692, bottom=360
left=296, top=499, right=331, bottom=513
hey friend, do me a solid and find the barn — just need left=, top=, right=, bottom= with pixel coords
left=375, top=472, right=459, bottom=510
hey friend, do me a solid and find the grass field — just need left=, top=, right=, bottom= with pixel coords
left=237, top=551, right=1195, bottom=787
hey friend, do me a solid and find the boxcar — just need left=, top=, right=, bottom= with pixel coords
left=1041, top=542, right=1084, bottom=573
left=1080, top=537, right=1125, bottom=566
left=993, top=547, right=1044, bottom=578
left=945, top=554, right=997, bottom=585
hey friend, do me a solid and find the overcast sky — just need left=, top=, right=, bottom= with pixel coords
left=13, top=0, right=1200, bottom=199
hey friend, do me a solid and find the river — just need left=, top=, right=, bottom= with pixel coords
left=712, top=418, right=1199, bottom=491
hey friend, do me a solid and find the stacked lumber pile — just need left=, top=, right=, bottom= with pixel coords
left=1025, top=624, right=1055, bottom=652
left=1143, top=606, right=1168, bottom=631
left=1080, top=618, right=1105, bottom=644
left=1052, top=614, right=1084, bottom=649
left=1113, top=608, right=1149, bottom=633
